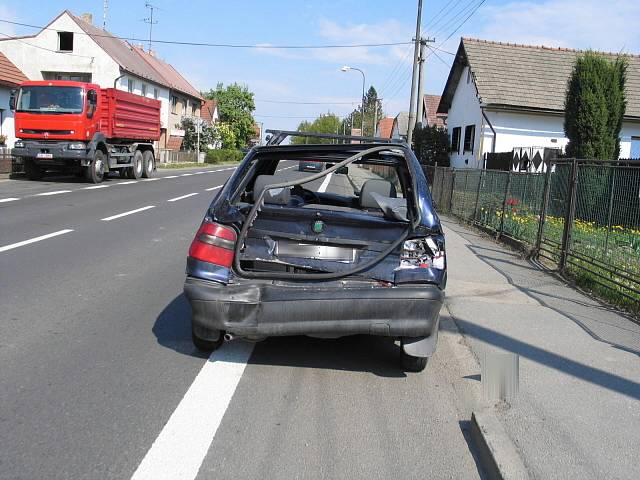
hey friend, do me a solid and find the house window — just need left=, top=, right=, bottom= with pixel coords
left=191, top=103, right=197, bottom=116
left=631, top=137, right=640, bottom=159
left=141, top=83, right=147, bottom=97
left=451, top=127, right=461, bottom=153
left=154, top=88, right=159, bottom=100
left=171, top=96, right=178, bottom=114
left=181, top=99, right=187, bottom=114
left=58, top=32, right=74, bottom=52
left=127, top=79, right=134, bottom=93
left=464, top=125, right=475, bottom=153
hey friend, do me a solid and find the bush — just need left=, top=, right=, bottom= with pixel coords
left=412, top=125, right=450, bottom=167
left=205, top=149, right=244, bottom=164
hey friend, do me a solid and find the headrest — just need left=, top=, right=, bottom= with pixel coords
left=360, top=179, right=396, bottom=208
left=253, top=175, right=291, bottom=205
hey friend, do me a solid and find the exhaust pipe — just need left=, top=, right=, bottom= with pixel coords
left=223, top=333, right=235, bottom=342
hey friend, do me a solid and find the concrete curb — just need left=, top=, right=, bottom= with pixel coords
left=471, top=410, right=530, bottom=480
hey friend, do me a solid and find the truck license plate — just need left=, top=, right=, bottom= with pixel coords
left=37, top=153, right=53, bottom=159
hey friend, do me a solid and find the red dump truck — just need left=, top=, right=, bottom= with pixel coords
left=11, top=80, right=161, bottom=183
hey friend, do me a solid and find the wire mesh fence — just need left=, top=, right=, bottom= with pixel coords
left=428, top=160, right=640, bottom=313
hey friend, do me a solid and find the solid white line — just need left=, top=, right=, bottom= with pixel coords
left=35, top=190, right=72, bottom=196
left=168, top=192, right=199, bottom=202
left=181, top=173, right=194, bottom=177
left=83, top=185, right=109, bottom=190
left=0, top=197, right=20, bottom=203
left=317, top=172, right=334, bottom=193
left=101, top=205, right=155, bottom=221
left=0, top=229, right=74, bottom=253
left=117, top=180, right=138, bottom=185
left=164, top=175, right=179, bottom=179
left=205, top=185, right=222, bottom=192
left=130, top=342, right=254, bottom=480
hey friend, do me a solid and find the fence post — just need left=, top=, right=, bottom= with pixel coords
left=498, top=170, right=512, bottom=237
left=472, top=169, right=485, bottom=222
left=448, top=169, right=457, bottom=213
left=534, top=160, right=553, bottom=255
left=462, top=170, right=470, bottom=217
left=603, top=165, right=616, bottom=260
left=559, top=159, right=578, bottom=272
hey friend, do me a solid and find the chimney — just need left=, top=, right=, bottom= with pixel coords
left=80, top=13, right=93, bottom=24
left=148, top=50, right=156, bottom=57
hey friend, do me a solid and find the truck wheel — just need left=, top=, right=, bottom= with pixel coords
left=132, top=151, right=143, bottom=179
left=25, top=160, right=44, bottom=180
left=85, top=150, right=106, bottom=183
left=192, top=325, right=224, bottom=352
left=400, top=350, right=428, bottom=372
left=142, top=150, right=155, bottom=178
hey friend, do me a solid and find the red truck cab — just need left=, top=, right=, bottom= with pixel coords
left=12, top=80, right=161, bottom=183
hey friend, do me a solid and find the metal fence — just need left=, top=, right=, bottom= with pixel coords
left=158, top=149, right=198, bottom=164
left=428, top=160, right=640, bottom=312
left=0, top=149, right=12, bottom=174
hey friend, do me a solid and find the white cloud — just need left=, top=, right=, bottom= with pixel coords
left=475, top=0, right=640, bottom=53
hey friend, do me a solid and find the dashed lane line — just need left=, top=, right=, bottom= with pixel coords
left=101, top=205, right=155, bottom=221
left=168, top=193, right=199, bottom=202
left=205, top=185, right=222, bottom=192
left=83, top=185, right=109, bottom=190
left=317, top=172, right=334, bottom=193
left=0, top=197, right=20, bottom=203
left=0, top=229, right=74, bottom=253
left=164, top=175, right=179, bottom=179
left=130, top=342, right=254, bottom=480
left=144, top=178, right=160, bottom=181
left=181, top=173, right=194, bottom=177
left=35, top=190, right=72, bottom=196
left=117, top=180, right=138, bottom=185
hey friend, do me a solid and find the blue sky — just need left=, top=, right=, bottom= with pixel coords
left=1, top=0, right=638, bottom=131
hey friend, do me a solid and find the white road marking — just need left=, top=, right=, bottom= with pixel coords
left=194, top=171, right=206, bottom=175
left=101, top=205, right=155, bottom=221
left=35, top=190, right=72, bottom=196
left=83, top=185, right=109, bottom=190
left=318, top=172, right=334, bottom=193
left=181, top=173, right=194, bottom=177
left=130, top=342, right=254, bottom=480
left=0, top=229, right=74, bottom=253
left=164, top=175, right=179, bottom=179
left=168, top=192, right=199, bottom=202
left=0, top=197, right=20, bottom=203
left=118, top=180, right=138, bottom=185
left=144, top=178, right=160, bottom=182
left=205, top=185, right=222, bottom=192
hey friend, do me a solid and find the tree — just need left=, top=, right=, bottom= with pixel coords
left=341, top=86, right=383, bottom=137
left=213, top=123, right=237, bottom=150
left=291, top=113, right=342, bottom=144
left=564, top=51, right=627, bottom=159
left=181, top=117, right=216, bottom=152
left=412, top=125, right=450, bottom=167
left=204, top=83, right=256, bottom=148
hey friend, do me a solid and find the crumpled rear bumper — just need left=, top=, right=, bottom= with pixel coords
left=184, top=276, right=444, bottom=339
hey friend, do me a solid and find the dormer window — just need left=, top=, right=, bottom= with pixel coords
left=58, top=32, right=74, bottom=52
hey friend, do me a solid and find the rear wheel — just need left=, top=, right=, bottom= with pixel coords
left=84, top=150, right=105, bottom=184
left=131, top=151, right=143, bottom=179
left=401, top=350, right=428, bottom=372
left=25, top=160, right=44, bottom=180
left=191, top=325, right=224, bottom=352
left=142, top=150, right=155, bottom=178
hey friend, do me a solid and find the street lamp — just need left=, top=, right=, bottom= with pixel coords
left=341, top=65, right=366, bottom=136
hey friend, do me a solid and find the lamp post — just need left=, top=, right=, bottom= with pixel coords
left=341, top=65, right=366, bottom=136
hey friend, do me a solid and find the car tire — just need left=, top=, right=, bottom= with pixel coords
left=25, top=160, right=44, bottom=180
left=132, top=150, right=143, bottom=179
left=401, top=351, right=428, bottom=372
left=192, top=326, right=224, bottom=352
left=142, top=150, right=155, bottom=178
left=84, top=150, right=105, bottom=184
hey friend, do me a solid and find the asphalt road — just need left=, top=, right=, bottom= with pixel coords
left=0, top=164, right=482, bottom=480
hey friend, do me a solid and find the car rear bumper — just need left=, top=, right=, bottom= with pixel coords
left=184, top=276, right=444, bottom=339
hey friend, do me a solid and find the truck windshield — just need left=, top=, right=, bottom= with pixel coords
left=16, top=86, right=84, bottom=114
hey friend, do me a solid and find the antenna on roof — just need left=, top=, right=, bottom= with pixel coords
left=102, top=0, right=108, bottom=30
left=142, top=2, right=159, bottom=51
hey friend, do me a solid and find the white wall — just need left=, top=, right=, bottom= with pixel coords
left=446, top=66, right=483, bottom=168
left=620, top=122, right=640, bottom=159
left=0, top=87, right=16, bottom=147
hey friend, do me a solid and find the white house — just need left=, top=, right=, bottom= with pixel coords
left=437, top=38, right=640, bottom=169
left=0, top=52, right=28, bottom=148
left=391, top=112, right=409, bottom=140
left=0, top=10, right=202, bottom=151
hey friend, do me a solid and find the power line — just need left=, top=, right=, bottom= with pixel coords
left=255, top=99, right=358, bottom=105
left=378, top=45, right=413, bottom=97
left=0, top=18, right=412, bottom=49
left=424, top=0, right=463, bottom=32
left=431, top=0, right=479, bottom=40
left=432, top=0, right=486, bottom=47
left=427, top=45, right=451, bottom=67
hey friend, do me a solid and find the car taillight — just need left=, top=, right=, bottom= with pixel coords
left=188, top=221, right=237, bottom=268
left=398, top=237, right=445, bottom=270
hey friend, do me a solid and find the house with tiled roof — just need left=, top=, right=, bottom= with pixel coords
left=0, top=52, right=28, bottom=148
left=201, top=99, right=219, bottom=124
left=438, top=38, right=640, bottom=169
left=422, top=94, right=446, bottom=128
left=0, top=10, right=202, bottom=151
left=376, top=116, right=394, bottom=139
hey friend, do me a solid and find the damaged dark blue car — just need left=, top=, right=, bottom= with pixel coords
left=183, top=130, right=446, bottom=372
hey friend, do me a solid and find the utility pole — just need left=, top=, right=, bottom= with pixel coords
left=407, top=0, right=423, bottom=146
left=373, top=97, right=382, bottom=137
left=102, top=0, right=108, bottom=30
left=143, top=2, right=158, bottom=51
left=416, top=37, right=435, bottom=129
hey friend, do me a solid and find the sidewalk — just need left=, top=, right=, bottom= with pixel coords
left=441, top=215, right=640, bottom=480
